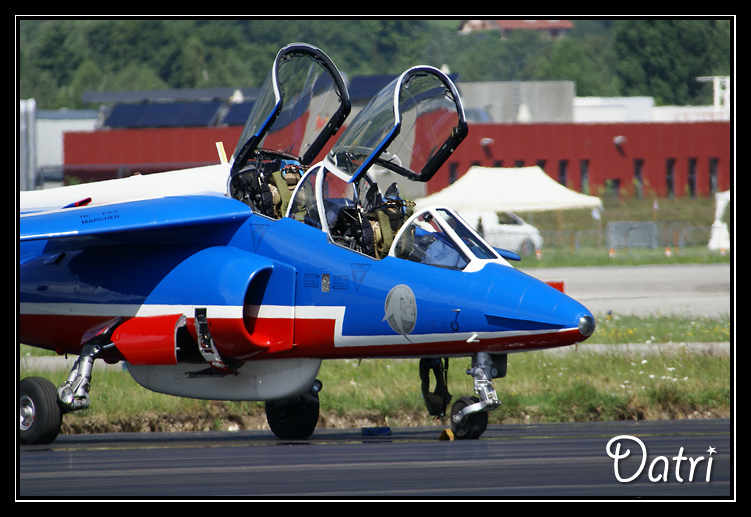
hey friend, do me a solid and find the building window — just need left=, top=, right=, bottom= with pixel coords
left=493, top=160, right=504, bottom=168
left=666, top=158, right=675, bottom=198
left=633, top=158, right=644, bottom=199
left=605, top=178, right=620, bottom=200
left=536, top=159, right=547, bottom=171
left=514, top=160, right=525, bottom=168
left=688, top=158, right=697, bottom=198
left=558, top=160, right=568, bottom=186
left=709, top=158, right=719, bottom=194
left=580, top=160, right=589, bottom=195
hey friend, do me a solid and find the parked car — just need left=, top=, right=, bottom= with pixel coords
left=460, top=211, right=543, bottom=256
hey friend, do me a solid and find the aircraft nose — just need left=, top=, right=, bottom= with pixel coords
left=547, top=291, right=596, bottom=341
left=479, top=265, right=596, bottom=346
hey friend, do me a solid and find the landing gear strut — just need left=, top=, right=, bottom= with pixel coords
left=57, top=343, right=101, bottom=412
left=449, top=352, right=506, bottom=440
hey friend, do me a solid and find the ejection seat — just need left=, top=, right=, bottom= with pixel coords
left=268, top=165, right=304, bottom=219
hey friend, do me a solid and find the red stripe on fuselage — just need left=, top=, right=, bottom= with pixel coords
left=20, top=314, right=114, bottom=355
left=20, top=312, right=587, bottom=361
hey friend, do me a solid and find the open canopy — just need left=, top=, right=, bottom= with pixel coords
left=415, top=166, right=602, bottom=213
left=324, top=66, right=467, bottom=184
left=230, top=43, right=350, bottom=176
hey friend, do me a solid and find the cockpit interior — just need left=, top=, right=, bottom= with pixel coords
left=227, top=43, right=505, bottom=270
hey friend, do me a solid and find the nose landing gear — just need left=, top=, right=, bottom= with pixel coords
left=450, top=396, right=488, bottom=439
left=449, top=352, right=506, bottom=440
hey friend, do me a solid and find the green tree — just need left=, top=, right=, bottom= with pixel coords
left=433, top=29, right=551, bottom=82
left=25, top=18, right=731, bottom=111
left=31, top=20, right=84, bottom=87
left=68, top=60, right=103, bottom=109
left=105, top=62, right=169, bottom=92
left=532, top=37, right=619, bottom=96
left=19, top=38, right=57, bottom=106
left=613, top=19, right=731, bottom=105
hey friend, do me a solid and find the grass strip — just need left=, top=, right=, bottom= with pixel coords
left=19, top=346, right=730, bottom=432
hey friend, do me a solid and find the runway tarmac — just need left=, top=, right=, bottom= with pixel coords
left=521, top=263, right=731, bottom=319
left=18, top=419, right=732, bottom=499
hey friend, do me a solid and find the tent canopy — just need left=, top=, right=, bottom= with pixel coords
left=708, top=190, right=730, bottom=251
left=415, top=166, right=602, bottom=213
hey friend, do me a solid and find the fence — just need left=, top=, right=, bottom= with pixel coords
left=539, top=226, right=717, bottom=253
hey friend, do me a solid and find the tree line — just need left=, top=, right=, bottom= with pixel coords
left=18, top=19, right=731, bottom=110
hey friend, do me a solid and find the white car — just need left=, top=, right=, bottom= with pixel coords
left=460, top=211, right=543, bottom=256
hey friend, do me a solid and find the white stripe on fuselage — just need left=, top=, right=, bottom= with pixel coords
left=19, top=302, right=242, bottom=319
left=19, top=302, right=574, bottom=347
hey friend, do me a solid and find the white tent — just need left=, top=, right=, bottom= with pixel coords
left=414, top=166, right=602, bottom=213
left=708, top=190, right=731, bottom=251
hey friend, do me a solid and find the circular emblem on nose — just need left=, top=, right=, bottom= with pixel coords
left=383, top=284, right=417, bottom=336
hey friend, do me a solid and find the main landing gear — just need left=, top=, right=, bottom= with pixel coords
left=19, top=342, right=104, bottom=445
left=19, top=377, right=62, bottom=446
left=265, top=380, right=323, bottom=440
left=420, top=352, right=506, bottom=440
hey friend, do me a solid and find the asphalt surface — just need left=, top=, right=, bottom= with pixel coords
left=521, top=263, right=731, bottom=319
left=18, top=419, right=732, bottom=499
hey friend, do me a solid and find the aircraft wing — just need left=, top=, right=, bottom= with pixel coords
left=19, top=193, right=252, bottom=251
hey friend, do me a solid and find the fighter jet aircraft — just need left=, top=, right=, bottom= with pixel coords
left=19, top=43, right=595, bottom=445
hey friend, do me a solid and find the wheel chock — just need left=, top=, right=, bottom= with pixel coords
left=439, top=428, right=454, bottom=441
left=361, top=426, right=392, bottom=437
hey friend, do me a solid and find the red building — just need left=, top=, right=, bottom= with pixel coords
left=63, top=120, right=731, bottom=199
left=434, top=121, right=731, bottom=198
left=63, top=126, right=244, bottom=183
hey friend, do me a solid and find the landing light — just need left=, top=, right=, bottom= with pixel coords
left=579, top=315, right=596, bottom=337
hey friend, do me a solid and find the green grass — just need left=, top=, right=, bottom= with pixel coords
left=591, top=313, right=730, bottom=344
left=19, top=350, right=729, bottom=429
left=490, top=349, right=729, bottom=423
left=519, top=245, right=729, bottom=268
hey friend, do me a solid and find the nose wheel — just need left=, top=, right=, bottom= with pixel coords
left=450, top=396, right=488, bottom=439
left=448, top=352, right=505, bottom=440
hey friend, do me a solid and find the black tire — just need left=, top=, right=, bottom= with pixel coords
left=19, top=377, right=62, bottom=445
left=265, top=393, right=319, bottom=440
left=450, top=396, right=488, bottom=440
